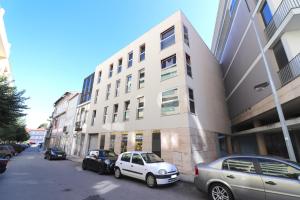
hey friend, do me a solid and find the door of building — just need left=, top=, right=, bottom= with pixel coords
left=88, top=134, right=98, bottom=152
left=100, top=135, right=105, bottom=150
left=152, top=132, right=161, bottom=157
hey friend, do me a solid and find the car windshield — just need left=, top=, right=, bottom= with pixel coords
left=103, top=151, right=117, bottom=157
left=141, top=153, right=164, bottom=163
left=51, top=147, right=63, bottom=152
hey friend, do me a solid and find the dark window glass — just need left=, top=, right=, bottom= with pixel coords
left=161, top=54, right=176, bottom=69
left=229, top=0, right=237, bottom=16
left=131, top=153, right=144, bottom=165
left=188, top=88, right=195, bottom=114
left=260, top=1, right=272, bottom=26
left=161, top=26, right=175, bottom=50
left=121, top=153, right=131, bottom=162
left=273, top=40, right=289, bottom=69
left=259, top=159, right=300, bottom=179
left=224, top=158, right=256, bottom=174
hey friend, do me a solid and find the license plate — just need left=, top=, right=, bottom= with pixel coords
left=58, top=155, right=62, bottom=157
left=171, top=174, right=177, bottom=178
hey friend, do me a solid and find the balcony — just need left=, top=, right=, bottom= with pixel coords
left=265, top=0, right=300, bottom=41
left=74, top=122, right=82, bottom=131
left=278, top=53, right=300, bottom=86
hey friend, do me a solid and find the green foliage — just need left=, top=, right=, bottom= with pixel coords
left=0, top=76, right=29, bottom=142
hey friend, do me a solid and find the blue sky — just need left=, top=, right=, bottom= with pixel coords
left=1, top=0, right=219, bottom=128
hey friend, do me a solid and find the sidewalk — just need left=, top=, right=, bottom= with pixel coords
left=67, top=155, right=82, bottom=163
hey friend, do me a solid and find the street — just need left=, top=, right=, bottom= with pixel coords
left=0, top=148, right=207, bottom=200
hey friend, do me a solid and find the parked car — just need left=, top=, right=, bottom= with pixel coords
left=0, top=158, right=8, bottom=174
left=44, top=147, right=66, bottom=160
left=0, top=145, right=14, bottom=159
left=4, top=145, right=16, bottom=156
left=9, top=143, right=26, bottom=154
left=82, top=149, right=117, bottom=174
left=114, top=151, right=179, bottom=188
left=194, top=155, right=300, bottom=200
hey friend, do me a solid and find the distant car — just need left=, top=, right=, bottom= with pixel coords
left=0, top=145, right=14, bottom=159
left=0, top=158, right=8, bottom=174
left=114, top=151, right=179, bottom=188
left=44, top=147, right=66, bottom=160
left=82, top=149, right=117, bottom=174
left=194, top=155, right=300, bottom=200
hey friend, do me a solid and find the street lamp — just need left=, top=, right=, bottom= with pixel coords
left=250, top=11, right=296, bottom=161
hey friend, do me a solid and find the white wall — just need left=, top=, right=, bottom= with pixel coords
left=281, top=30, right=300, bottom=60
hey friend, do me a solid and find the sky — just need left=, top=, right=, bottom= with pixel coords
left=1, top=0, right=219, bottom=128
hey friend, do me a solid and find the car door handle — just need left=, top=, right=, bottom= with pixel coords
left=265, top=181, right=276, bottom=185
left=131, top=165, right=133, bottom=167
left=226, top=175, right=235, bottom=179
left=120, top=162, right=122, bottom=165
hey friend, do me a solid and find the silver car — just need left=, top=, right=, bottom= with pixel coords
left=194, top=155, right=300, bottom=200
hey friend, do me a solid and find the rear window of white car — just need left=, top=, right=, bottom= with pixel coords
left=121, top=153, right=131, bottom=162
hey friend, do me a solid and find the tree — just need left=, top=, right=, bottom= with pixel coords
left=0, top=76, right=29, bottom=142
left=0, top=76, right=28, bottom=127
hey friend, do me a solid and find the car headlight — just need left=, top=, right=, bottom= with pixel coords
left=158, top=169, right=167, bottom=175
left=104, top=159, right=111, bottom=165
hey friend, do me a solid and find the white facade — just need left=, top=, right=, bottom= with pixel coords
left=49, top=92, right=80, bottom=155
left=0, top=8, right=12, bottom=82
left=82, top=11, right=230, bottom=176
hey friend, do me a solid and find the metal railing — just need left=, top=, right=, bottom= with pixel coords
left=265, top=0, right=300, bottom=40
left=278, top=53, right=300, bottom=86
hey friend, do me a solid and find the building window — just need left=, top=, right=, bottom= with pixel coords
left=103, top=106, right=108, bottom=124
left=128, top=51, right=133, bottom=68
left=161, top=88, right=179, bottom=115
left=161, top=54, right=176, bottom=69
left=138, top=68, right=145, bottom=89
left=115, top=79, right=121, bottom=97
left=188, top=88, right=195, bottom=114
left=106, top=84, right=111, bottom=100
left=112, top=104, right=118, bottom=123
left=186, top=53, right=192, bottom=77
left=125, top=74, right=132, bottom=93
left=117, top=58, right=122, bottom=73
left=161, top=26, right=175, bottom=50
left=139, top=44, right=145, bottom=61
left=123, top=100, right=130, bottom=121
left=260, top=1, right=272, bottom=26
left=121, top=134, right=128, bottom=153
left=109, top=64, right=113, bottom=78
left=135, top=133, right=143, bottom=151
left=273, top=39, right=289, bottom=70
left=109, top=135, right=115, bottom=151
left=161, top=54, right=177, bottom=81
left=137, top=96, right=144, bottom=119
left=91, top=110, right=96, bottom=126
left=94, top=89, right=99, bottom=104
left=97, top=71, right=102, bottom=84
left=183, top=25, right=189, bottom=46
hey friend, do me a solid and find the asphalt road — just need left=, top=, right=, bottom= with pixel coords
left=0, top=148, right=208, bottom=200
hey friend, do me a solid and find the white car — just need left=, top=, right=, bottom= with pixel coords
left=114, top=151, right=179, bottom=187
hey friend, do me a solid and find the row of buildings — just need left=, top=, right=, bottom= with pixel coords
left=46, top=0, right=300, bottom=179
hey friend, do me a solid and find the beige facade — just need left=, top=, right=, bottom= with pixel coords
left=81, top=11, right=230, bottom=177
left=0, top=8, right=12, bottom=82
left=212, top=0, right=300, bottom=161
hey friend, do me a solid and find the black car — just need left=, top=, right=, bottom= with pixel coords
left=82, top=149, right=117, bottom=174
left=44, top=147, right=66, bottom=160
left=0, top=158, right=8, bottom=174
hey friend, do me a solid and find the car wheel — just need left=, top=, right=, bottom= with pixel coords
left=47, top=155, right=52, bottom=160
left=146, top=174, right=157, bottom=188
left=209, top=183, right=234, bottom=200
left=98, top=165, right=105, bottom=175
left=114, top=168, right=121, bottom=179
left=82, top=161, right=87, bottom=170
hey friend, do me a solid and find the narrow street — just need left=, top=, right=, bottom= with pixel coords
left=0, top=148, right=207, bottom=200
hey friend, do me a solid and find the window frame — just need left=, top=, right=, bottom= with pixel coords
left=138, top=68, right=145, bottom=89
left=115, top=79, right=121, bottom=97
left=260, top=1, right=273, bottom=26
left=91, top=110, right=96, bottom=126
left=161, top=54, right=176, bottom=70
left=222, top=157, right=258, bottom=174
left=136, top=96, right=144, bottom=120
left=103, top=106, right=108, bottom=124
left=117, top=58, right=122, bottom=73
left=109, top=64, right=113, bottom=78
left=139, top=44, right=145, bottom=62
left=121, top=152, right=131, bottom=162
left=183, top=25, right=189, bottom=46
left=125, top=74, right=132, bottom=93
left=188, top=88, right=195, bottom=114
left=161, top=88, right=179, bottom=116
left=123, top=100, right=130, bottom=121
left=186, top=53, right=192, bottom=78
left=94, top=89, right=99, bottom=104
left=128, top=51, right=133, bottom=68
left=160, top=26, right=175, bottom=50
left=106, top=84, right=111, bottom=100
left=97, top=71, right=102, bottom=84
left=112, top=104, right=118, bottom=123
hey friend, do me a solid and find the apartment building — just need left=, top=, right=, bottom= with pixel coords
left=82, top=11, right=230, bottom=177
left=48, top=92, right=80, bottom=155
left=0, top=8, right=12, bottom=82
left=212, top=0, right=300, bottom=161
left=73, top=73, right=94, bottom=157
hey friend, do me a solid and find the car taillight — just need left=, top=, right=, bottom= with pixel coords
left=194, top=165, right=199, bottom=176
